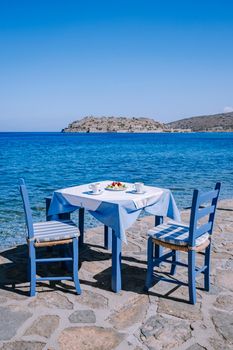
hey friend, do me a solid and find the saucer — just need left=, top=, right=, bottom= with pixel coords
left=88, top=190, right=104, bottom=195
left=130, top=190, right=146, bottom=194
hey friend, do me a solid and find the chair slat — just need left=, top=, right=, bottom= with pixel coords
left=196, top=205, right=215, bottom=220
left=198, top=189, right=219, bottom=205
left=34, top=226, right=77, bottom=234
left=195, top=265, right=207, bottom=275
left=152, top=275, right=188, bottom=286
left=195, top=222, right=212, bottom=238
left=36, top=276, right=73, bottom=281
left=35, top=257, right=73, bottom=263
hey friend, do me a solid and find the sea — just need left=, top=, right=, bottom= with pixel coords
left=0, top=132, right=233, bottom=250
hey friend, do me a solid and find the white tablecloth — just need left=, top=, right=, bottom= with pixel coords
left=48, top=181, right=181, bottom=242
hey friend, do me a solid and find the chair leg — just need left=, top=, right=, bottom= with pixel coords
left=72, top=237, right=81, bottom=294
left=154, top=244, right=163, bottom=267
left=170, top=250, right=178, bottom=275
left=27, top=256, right=31, bottom=282
left=29, top=242, right=36, bottom=297
left=204, top=244, right=211, bottom=291
left=61, top=243, right=73, bottom=272
left=145, top=237, right=154, bottom=291
left=188, top=250, right=196, bottom=304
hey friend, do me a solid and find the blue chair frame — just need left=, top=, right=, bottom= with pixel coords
left=145, top=182, right=221, bottom=304
left=19, top=178, right=81, bottom=296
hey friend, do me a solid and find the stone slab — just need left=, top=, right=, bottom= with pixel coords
left=0, top=306, right=32, bottom=341
left=76, top=289, right=108, bottom=309
left=211, top=309, right=233, bottom=344
left=214, top=294, right=233, bottom=312
left=215, top=269, right=233, bottom=292
left=58, top=326, right=124, bottom=350
left=24, top=315, right=59, bottom=338
left=108, top=295, right=149, bottom=329
left=157, top=298, right=202, bottom=321
left=69, top=310, right=96, bottom=323
left=28, top=291, right=73, bottom=309
left=140, top=314, right=192, bottom=350
left=0, top=341, right=45, bottom=350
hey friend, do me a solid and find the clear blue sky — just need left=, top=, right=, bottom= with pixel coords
left=0, top=0, right=233, bottom=131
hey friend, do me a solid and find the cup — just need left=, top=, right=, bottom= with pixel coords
left=89, top=182, right=101, bottom=194
left=134, top=182, right=144, bottom=193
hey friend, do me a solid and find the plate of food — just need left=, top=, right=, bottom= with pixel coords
left=105, top=182, right=127, bottom=191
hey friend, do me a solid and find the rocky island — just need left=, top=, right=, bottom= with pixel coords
left=62, top=112, right=233, bottom=133
left=62, top=116, right=165, bottom=133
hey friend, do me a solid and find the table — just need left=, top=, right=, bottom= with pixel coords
left=48, top=180, right=181, bottom=292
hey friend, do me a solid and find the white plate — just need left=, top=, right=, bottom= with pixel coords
left=105, top=187, right=127, bottom=191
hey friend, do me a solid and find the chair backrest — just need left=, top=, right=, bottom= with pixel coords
left=19, top=178, right=34, bottom=239
left=189, top=182, right=221, bottom=247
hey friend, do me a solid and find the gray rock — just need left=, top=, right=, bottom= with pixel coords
left=211, top=309, right=233, bottom=343
left=24, top=315, right=59, bottom=338
left=69, top=310, right=96, bottom=323
left=58, top=326, right=124, bottom=350
left=0, top=341, right=45, bottom=350
left=140, top=315, right=191, bottom=350
left=0, top=306, right=32, bottom=341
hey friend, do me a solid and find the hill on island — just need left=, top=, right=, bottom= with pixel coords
left=166, top=112, right=233, bottom=132
left=62, top=116, right=165, bottom=133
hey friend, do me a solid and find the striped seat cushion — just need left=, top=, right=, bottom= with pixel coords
left=148, top=222, right=209, bottom=247
left=33, top=220, right=79, bottom=243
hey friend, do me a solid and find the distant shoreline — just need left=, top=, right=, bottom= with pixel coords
left=61, top=130, right=233, bottom=134
left=1, top=131, right=233, bottom=134
left=62, top=113, right=233, bottom=133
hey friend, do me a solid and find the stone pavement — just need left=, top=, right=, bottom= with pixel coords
left=0, top=199, right=233, bottom=350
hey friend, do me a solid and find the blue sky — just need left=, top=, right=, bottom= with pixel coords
left=0, top=0, right=233, bottom=131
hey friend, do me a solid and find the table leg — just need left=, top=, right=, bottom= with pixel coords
left=104, top=226, right=112, bottom=250
left=79, top=208, right=85, bottom=245
left=154, top=216, right=163, bottom=266
left=112, top=230, right=122, bottom=292
left=45, top=197, right=52, bottom=221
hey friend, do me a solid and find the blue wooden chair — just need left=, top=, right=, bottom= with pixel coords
left=145, top=182, right=221, bottom=304
left=19, top=178, right=81, bottom=297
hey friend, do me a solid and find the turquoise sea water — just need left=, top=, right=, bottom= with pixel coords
left=0, top=132, right=233, bottom=250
